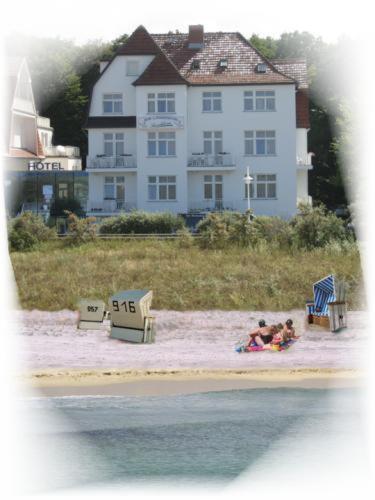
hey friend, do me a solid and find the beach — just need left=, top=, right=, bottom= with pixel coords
left=15, top=308, right=367, bottom=396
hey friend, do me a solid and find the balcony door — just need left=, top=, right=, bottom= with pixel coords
left=104, top=176, right=125, bottom=210
left=204, top=175, right=223, bottom=210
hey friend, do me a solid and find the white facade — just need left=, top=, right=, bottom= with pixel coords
left=86, top=28, right=312, bottom=219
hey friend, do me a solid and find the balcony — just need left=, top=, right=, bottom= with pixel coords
left=188, top=200, right=235, bottom=213
left=87, top=155, right=137, bottom=171
left=44, top=145, right=80, bottom=157
left=86, top=200, right=136, bottom=214
left=297, top=153, right=314, bottom=169
left=187, top=153, right=236, bottom=171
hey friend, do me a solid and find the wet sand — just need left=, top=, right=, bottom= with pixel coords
left=25, top=368, right=363, bottom=397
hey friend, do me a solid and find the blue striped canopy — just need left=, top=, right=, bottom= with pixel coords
left=313, top=275, right=336, bottom=316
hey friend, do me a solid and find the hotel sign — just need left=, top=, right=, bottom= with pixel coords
left=137, top=115, right=184, bottom=129
left=28, top=161, right=64, bottom=171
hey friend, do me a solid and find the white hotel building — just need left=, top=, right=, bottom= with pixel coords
left=86, top=25, right=312, bottom=219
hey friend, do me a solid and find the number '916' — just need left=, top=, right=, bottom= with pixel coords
left=112, top=300, right=136, bottom=313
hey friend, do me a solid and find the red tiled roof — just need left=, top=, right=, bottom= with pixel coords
left=133, top=51, right=189, bottom=86
left=151, top=32, right=296, bottom=86
left=270, top=59, right=309, bottom=89
left=116, top=25, right=160, bottom=55
left=7, top=148, right=40, bottom=158
left=296, top=89, right=310, bottom=128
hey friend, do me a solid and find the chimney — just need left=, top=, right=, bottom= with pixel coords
left=99, top=61, right=109, bottom=73
left=188, top=25, right=204, bottom=49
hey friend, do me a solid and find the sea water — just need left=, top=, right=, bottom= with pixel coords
left=18, top=388, right=366, bottom=492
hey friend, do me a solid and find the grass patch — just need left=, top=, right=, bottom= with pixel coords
left=10, top=239, right=364, bottom=311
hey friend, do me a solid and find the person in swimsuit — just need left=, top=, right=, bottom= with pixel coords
left=249, top=324, right=278, bottom=347
left=282, top=319, right=299, bottom=341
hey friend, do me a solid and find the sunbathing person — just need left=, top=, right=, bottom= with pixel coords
left=249, top=324, right=278, bottom=347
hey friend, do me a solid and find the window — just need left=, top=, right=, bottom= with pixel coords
left=244, top=91, right=253, bottom=111
left=103, top=93, right=123, bottom=114
left=204, top=175, right=223, bottom=200
left=58, top=183, right=68, bottom=199
left=104, top=176, right=125, bottom=202
left=203, top=131, right=223, bottom=155
left=148, top=176, right=176, bottom=201
left=244, top=174, right=277, bottom=199
left=191, top=60, right=200, bottom=70
left=103, top=133, right=124, bottom=156
left=256, top=90, right=275, bottom=111
left=147, top=92, right=175, bottom=113
left=244, top=130, right=276, bottom=156
left=244, top=131, right=254, bottom=155
left=126, top=61, right=139, bottom=76
left=147, top=132, right=176, bottom=156
left=244, top=90, right=275, bottom=111
left=202, top=92, right=222, bottom=112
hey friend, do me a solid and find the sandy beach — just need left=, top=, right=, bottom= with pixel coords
left=14, top=308, right=367, bottom=396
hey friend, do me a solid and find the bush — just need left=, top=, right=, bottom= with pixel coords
left=8, top=212, right=54, bottom=251
left=290, top=203, right=348, bottom=249
left=175, top=227, right=195, bottom=248
left=252, top=216, right=293, bottom=248
left=64, top=212, right=97, bottom=245
left=197, top=212, right=235, bottom=249
left=99, top=211, right=186, bottom=234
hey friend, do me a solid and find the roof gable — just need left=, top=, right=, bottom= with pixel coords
left=133, top=51, right=189, bottom=86
left=116, top=25, right=160, bottom=55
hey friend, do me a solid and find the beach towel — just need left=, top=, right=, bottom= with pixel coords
left=235, top=339, right=296, bottom=353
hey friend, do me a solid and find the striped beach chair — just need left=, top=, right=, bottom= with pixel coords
left=306, top=274, right=347, bottom=331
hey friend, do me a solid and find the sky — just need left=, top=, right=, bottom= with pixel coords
left=1, top=0, right=373, bottom=45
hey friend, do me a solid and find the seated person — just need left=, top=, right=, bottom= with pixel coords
left=282, top=319, right=299, bottom=341
left=249, top=324, right=278, bottom=347
left=270, top=324, right=284, bottom=344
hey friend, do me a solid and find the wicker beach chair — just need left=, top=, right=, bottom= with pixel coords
left=306, top=274, right=347, bottom=332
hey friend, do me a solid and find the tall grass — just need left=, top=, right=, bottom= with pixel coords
left=10, top=239, right=363, bottom=311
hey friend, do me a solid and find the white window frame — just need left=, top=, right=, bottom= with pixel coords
left=104, top=176, right=125, bottom=201
left=244, top=130, right=276, bottom=156
left=126, top=60, right=139, bottom=76
left=203, top=131, right=223, bottom=155
left=244, top=90, right=276, bottom=112
left=147, top=92, right=175, bottom=113
left=204, top=174, right=223, bottom=200
left=244, top=174, right=277, bottom=199
left=148, top=175, right=177, bottom=201
left=202, top=92, right=222, bottom=112
left=102, top=93, right=123, bottom=114
left=103, top=132, right=125, bottom=157
left=147, top=132, right=176, bottom=157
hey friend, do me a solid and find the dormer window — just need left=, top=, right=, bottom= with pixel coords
left=256, top=63, right=267, bottom=73
left=218, top=59, right=228, bottom=69
left=191, top=59, right=200, bottom=70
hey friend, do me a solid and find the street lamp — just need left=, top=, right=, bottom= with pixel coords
left=243, top=166, right=253, bottom=222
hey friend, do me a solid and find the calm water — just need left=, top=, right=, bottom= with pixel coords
left=20, top=388, right=364, bottom=492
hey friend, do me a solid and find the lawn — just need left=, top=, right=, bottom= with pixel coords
left=10, top=239, right=364, bottom=311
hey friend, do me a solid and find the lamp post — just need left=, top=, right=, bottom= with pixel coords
left=243, top=167, right=253, bottom=222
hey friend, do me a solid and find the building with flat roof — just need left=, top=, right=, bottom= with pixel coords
left=86, top=25, right=312, bottom=219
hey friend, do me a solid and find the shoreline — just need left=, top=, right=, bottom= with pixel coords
left=22, top=368, right=363, bottom=397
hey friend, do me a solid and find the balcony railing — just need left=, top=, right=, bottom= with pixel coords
left=296, top=153, right=314, bottom=167
left=188, top=200, right=235, bottom=213
left=44, top=145, right=80, bottom=157
left=188, top=153, right=235, bottom=168
left=87, top=200, right=136, bottom=213
left=88, top=155, right=136, bottom=169
left=37, top=116, right=51, bottom=128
